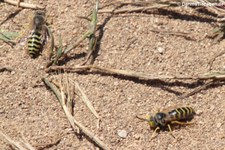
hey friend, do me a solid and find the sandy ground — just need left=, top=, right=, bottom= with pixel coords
left=0, top=1, right=225, bottom=150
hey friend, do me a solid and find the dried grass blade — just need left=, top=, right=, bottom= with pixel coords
left=73, top=80, right=100, bottom=119
left=0, top=130, right=26, bottom=150
left=42, top=78, right=108, bottom=150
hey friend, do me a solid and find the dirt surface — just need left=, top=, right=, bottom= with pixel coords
left=1, top=1, right=225, bottom=150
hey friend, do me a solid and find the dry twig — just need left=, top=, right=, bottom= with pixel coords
left=65, top=75, right=73, bottom=114
left=208, top=50, right=225, bottom=70
left=20, top=135, right=36, bottom=150
left=42, top=78, right=109, bottom=150
left=46, top=65, right=225, bottom=81
left=98, top=4, right=169, bottom=14
left=2, top=0, right=44, bottom=9
left=198, top=0, right=225, bottom=17
left=0, top=130, right=27, bottom=150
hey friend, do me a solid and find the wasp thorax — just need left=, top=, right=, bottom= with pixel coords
left=33, top=15, right=44, bottom=30
left=155, top=112, right=167, bottom=126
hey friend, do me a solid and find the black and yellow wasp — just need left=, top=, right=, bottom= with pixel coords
left=27, top=10, right=53, bottom=58
left=137, top=106, right=196, bottom=139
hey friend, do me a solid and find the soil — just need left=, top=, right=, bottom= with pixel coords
left=0, top=1, right=225, bottom=150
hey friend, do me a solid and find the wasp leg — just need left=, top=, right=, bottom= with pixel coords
left=39, top=25, right=53, bottom=60
left=171, top=121, right=194, bottom=125
left=44, top=25, right=54, bottom=60
left=167, top=124, right=176, bottom=139
left=150, top=127, right=160, bottom=140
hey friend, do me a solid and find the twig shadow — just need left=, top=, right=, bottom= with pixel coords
left=90, top=15, right=112, bottom=64
left=0, top=9, right=23, bottom=25
left=76, top=71, right=225, bottom=97
left=59, top=52, right=87, bottom=65
left=179, top=80, right=225, bottom=98
left=156, top=8, right=217, bottom=23
left=90, top=4, right=125, bottom=64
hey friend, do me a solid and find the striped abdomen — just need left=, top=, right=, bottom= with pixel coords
left=168, top=107, right=195, bottom=121
left=28, top=31, right=42, bottom=58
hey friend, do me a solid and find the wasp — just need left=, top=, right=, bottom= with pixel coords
left=27, top=10, right=52, bottom=58
left=137, top=106, right=196, bottom=139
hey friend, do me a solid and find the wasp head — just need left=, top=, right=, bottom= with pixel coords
left=155, top=112, right=167, bottom=126
left=147, top=115, right=158, bottom=128
left=32, top=10, right=45, bottom=31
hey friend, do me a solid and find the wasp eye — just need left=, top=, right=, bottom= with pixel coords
left=156, top=113, right=166, bottom=120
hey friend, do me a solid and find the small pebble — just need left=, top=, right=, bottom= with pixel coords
left=114, top=81, right=119, bottom=86
left=209, top=105, right=215, bottom=112
left=217, top=123, right=222, bottom=128
left=196, top=110, right=203, bottom=115
left=133, top=133, right=141, bottom=140
left=0, top=109, right=5, bottom=114
left=117, top=130, right=127, bottom=138
left=157, top=47, right=165, bottom=54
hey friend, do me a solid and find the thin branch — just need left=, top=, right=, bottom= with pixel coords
left=46, top=65, right=225, bottom=80
left=0, top=130, right=26, bottom=150
left=2, top=0, right=45, bottom=9
left=98, top=4, right=169, bottom=14
left=208, top=50, right=225, bottom=70
left=21, top=135, right=36, bottom=150
left=42, top=78, right=109, bottom=150
left=66, top=75, right=73, bottom=114
left=198, top=0, right=225, bottom=17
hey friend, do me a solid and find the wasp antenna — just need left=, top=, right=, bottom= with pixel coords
left=136, top=115, right=149, bottom=122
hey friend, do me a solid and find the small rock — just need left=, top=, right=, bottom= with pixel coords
left=0, top=109, right=5, bottom=114
left=209, top=105, right=215, bottom=112
left=127, top=97, right=132, bottom=100
left=133, top=133, right=141, bottom=140
left=217, top=123, right=222, bottom=128
left=157, top=47, right=165, bottom=54
left=117, top=130, right=127, bottom=138
left=198, top=121, right=204, bottom=125
left=196, top=110, right=203, bottom=115
left=114, top=81, right=119, bottom=86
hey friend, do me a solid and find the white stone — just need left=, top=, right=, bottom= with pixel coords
left=117, top=129, right=127, bottom=138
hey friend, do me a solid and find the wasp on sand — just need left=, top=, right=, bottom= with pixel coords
left=137, top=106, right=196, bottom=140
